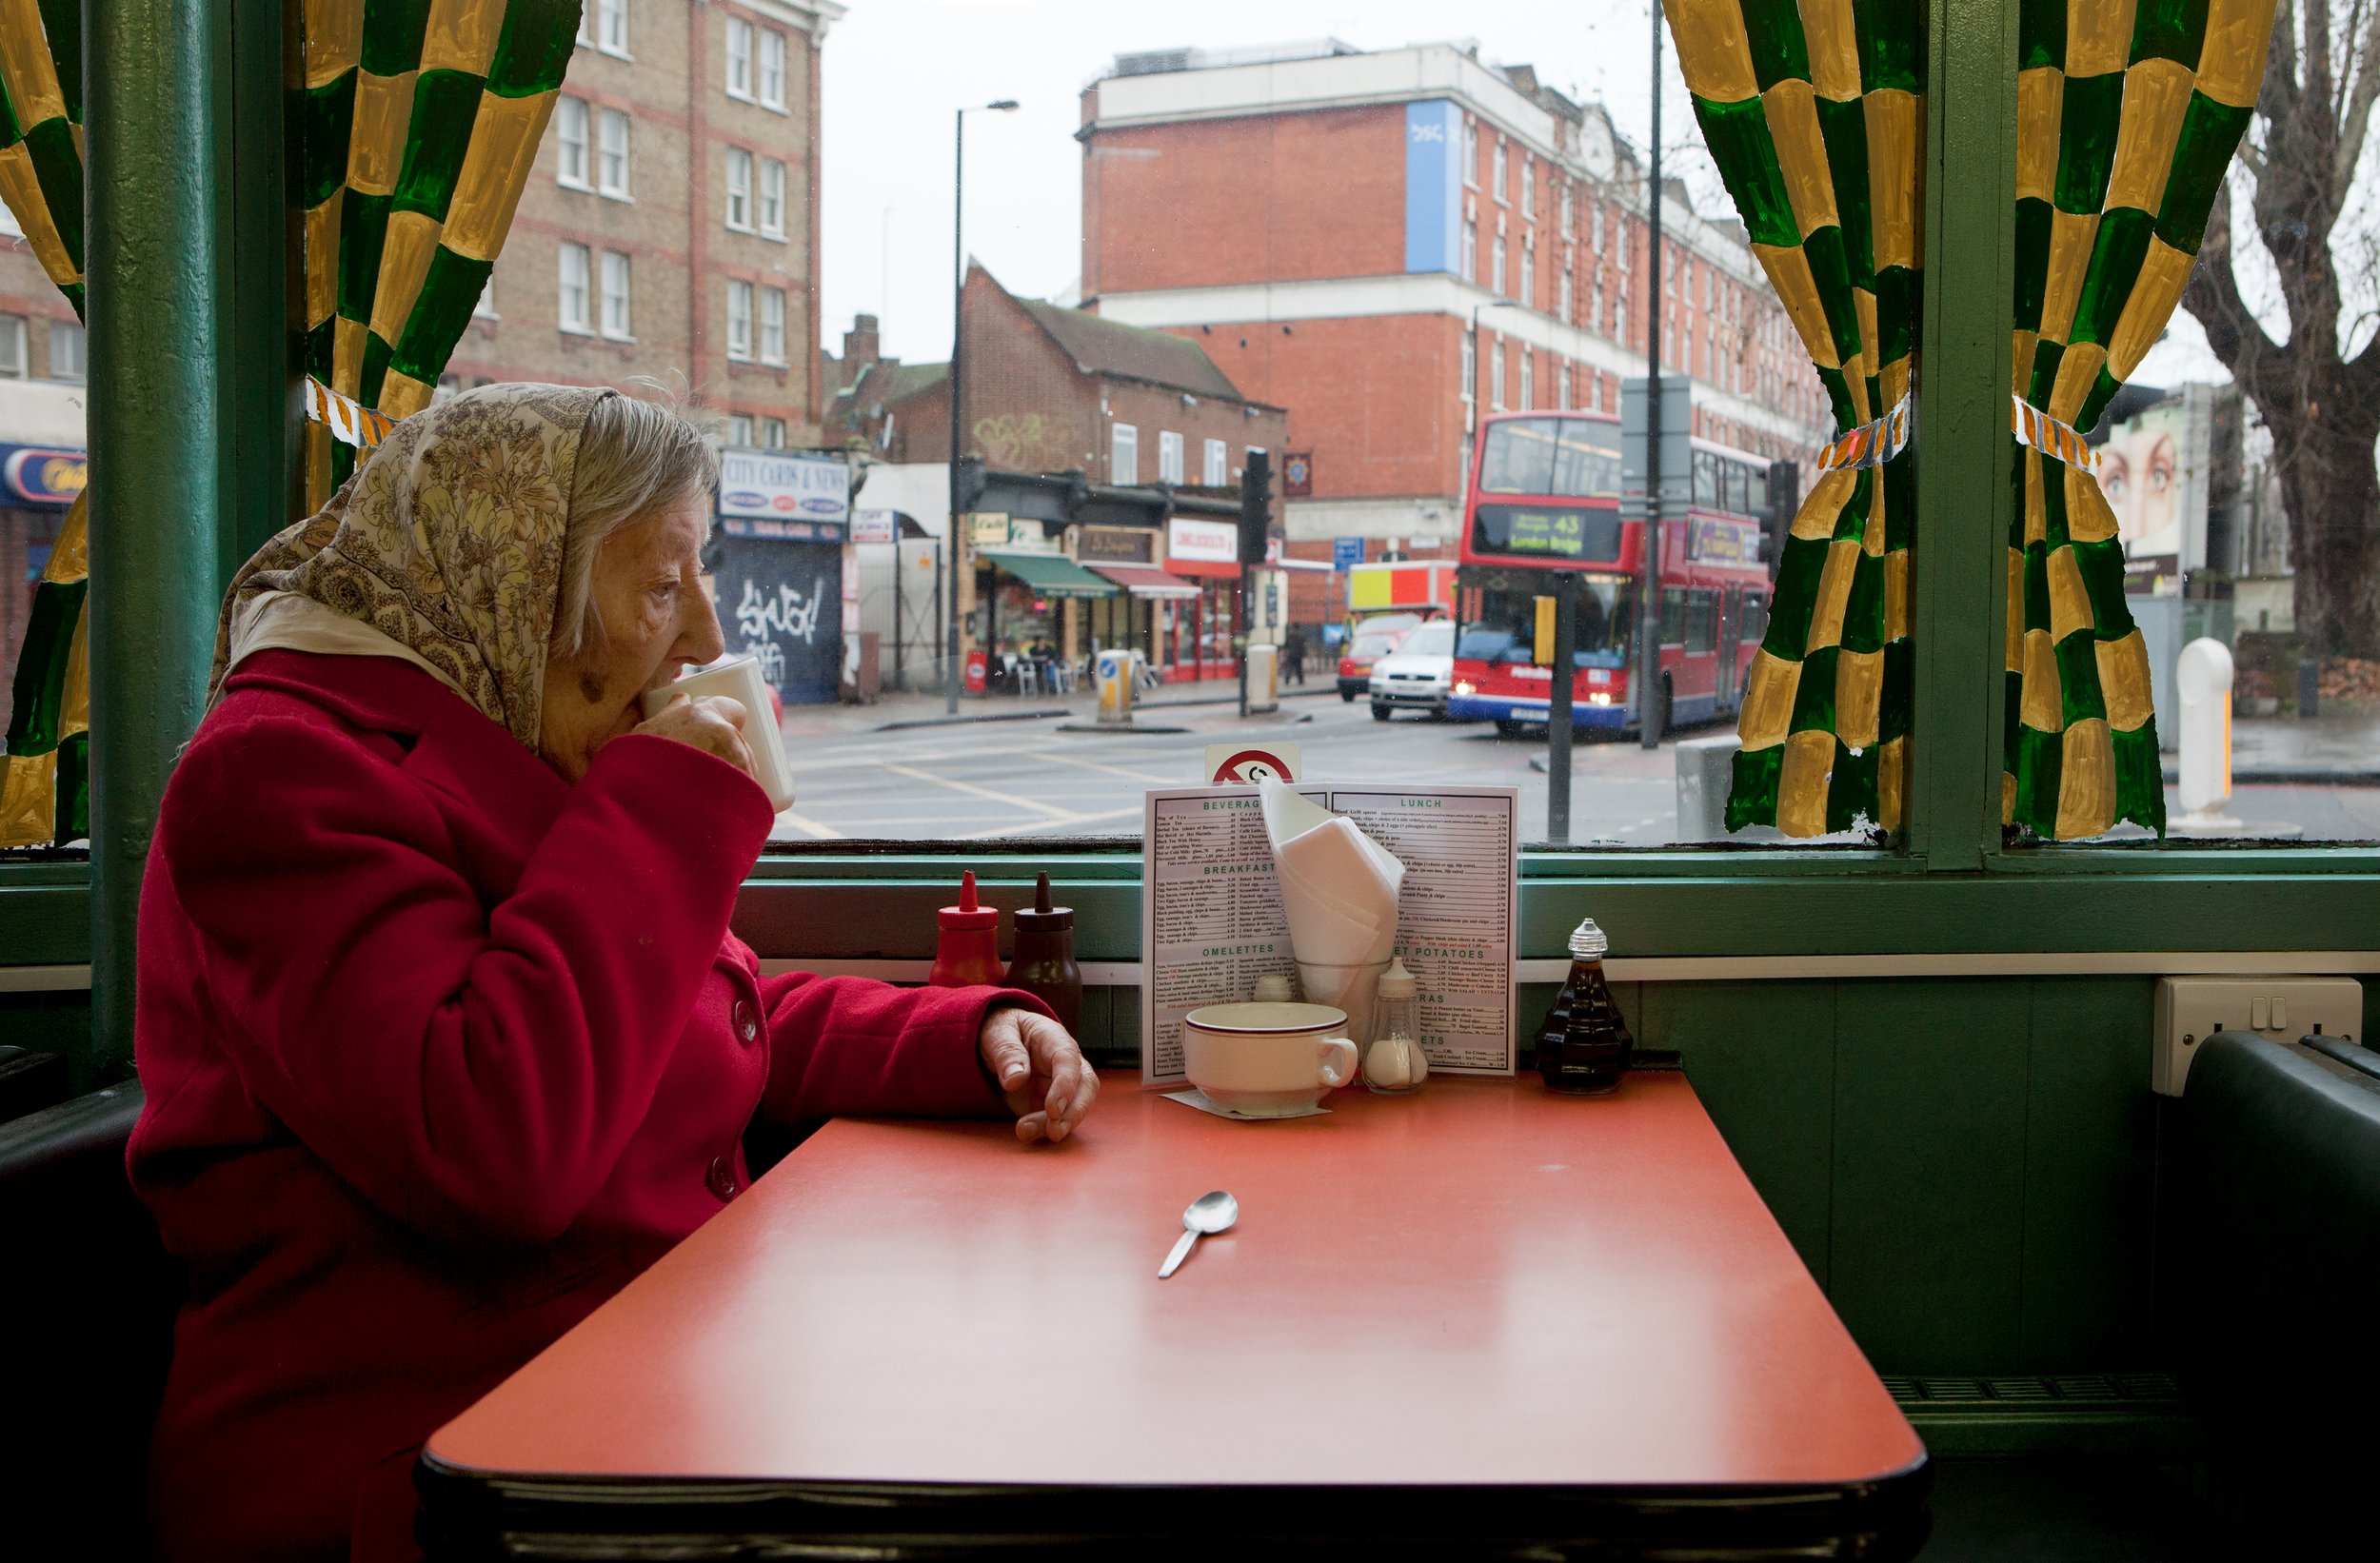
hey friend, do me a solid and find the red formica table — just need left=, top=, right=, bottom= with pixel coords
left=418, top=1071, right=1929, bottom=1560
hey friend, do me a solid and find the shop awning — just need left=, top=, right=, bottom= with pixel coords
left=1087, top=564, right=1201, bottom=600
left=978, top=550, right=1119, bottom=599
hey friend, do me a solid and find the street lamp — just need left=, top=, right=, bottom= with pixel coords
left=946, top=97, right=1021, bottom=714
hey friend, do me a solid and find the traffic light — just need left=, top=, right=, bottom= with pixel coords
left=1239, top=448, right=1273, bottom=566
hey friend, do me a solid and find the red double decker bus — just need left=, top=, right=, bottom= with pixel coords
left=1447, top=409, right=1776, bottom=739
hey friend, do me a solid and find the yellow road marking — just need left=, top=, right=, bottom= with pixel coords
left=879, top=762, right=1079, bottom=818
left=1027, top=749, right=1179, bottom=785
left=768, top=809, right=847, bottom=841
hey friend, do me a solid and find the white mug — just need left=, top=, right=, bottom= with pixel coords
left=641, top=656, right=796, bottom=811
left=1182, top=1001, right=1359, bottom=1118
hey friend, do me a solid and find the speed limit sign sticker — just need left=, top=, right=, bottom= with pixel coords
left=1205, top=743, right=1302, bottom=784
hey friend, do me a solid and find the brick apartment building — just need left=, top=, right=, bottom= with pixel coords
left=443, top=0, right=836, bottom=447
left=0, top=205, right=87, bottom=736
left=823, top=267, right=1288, bottom=680
left=1078, top=40, right=1832, bottom=623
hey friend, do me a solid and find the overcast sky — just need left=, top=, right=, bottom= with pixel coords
left=817, top=0, right=2231, bottom=386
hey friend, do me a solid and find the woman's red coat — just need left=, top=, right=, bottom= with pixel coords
left=129, top=651, right=1027, bottom=1560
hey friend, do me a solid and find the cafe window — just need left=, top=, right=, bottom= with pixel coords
left=725, top=148, right=753, bottom=230
left=759, top=287, right=786, bottom=365
left=1110, top=423, right=1138, bottom=485
left=760, top=30, right=787, bottom=110
left=556, top=98, right=590, bottom=188
left=725, top=17, right=753, bottom=99
left=556, top=244, right=590, bottom=332
left=1158, top=430, right=1183, bottom=485
left=725, top=280, right=753, bottom=359
left=596, top=109, right=630, bottom=199
left=0, top=314, right=24, bottom=378
left=760, top=159, right=786, bottom=238
left=1202, top=437, right=1227, bottom=486
left=598, top=251, right=631, bottom=340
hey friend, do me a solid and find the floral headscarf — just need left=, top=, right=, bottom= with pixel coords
left=208, top=383, right=614, bottom=748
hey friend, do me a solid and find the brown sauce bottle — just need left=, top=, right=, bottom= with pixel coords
left=1002, top=872, right=1081, bottom=1035
left=1535, top=917, right=1634, bottom=1094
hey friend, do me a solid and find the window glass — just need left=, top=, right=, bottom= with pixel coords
left=556, top=97, right=588, bottom=187
left=725, top=17, right=752, bottom=97
left=1110, top=423, right=1137, bottom=485
left=761, top=30, right=787, bottom=109
left=727, top=413, right=753, bottom=445
left=725, top=148, right=752, bottom=229
left=1398, top=622, right=1457, bottom=657
left=597, top=0, right=626, bottom=55
left=760, top=286, right=785, bottom=364
left=1478, top=417, right=1620, bottom=499
left=45, top=321, right=79, bottom=381
left=1158, top=430, right=1183, bottom=484
left=597, top=109, right=630, bottom=198
left=0, top=314, right=23, bottom=377
left=762, top=417, right=787, bottom=448
left=725, top=279, right=752, bottom=357
left=760, top=159, right=786, bottom=237
left=1202, top=438, right=1226, bottom=485
left=557, top=243, right=590, bottom=331
left=599, top=251, right=630, bottom=339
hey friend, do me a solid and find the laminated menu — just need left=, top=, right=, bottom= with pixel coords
left=1140, top=784, right=1519, bottom=1083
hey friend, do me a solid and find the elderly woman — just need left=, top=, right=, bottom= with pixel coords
left=128, top=385, right=1098, bottom=1561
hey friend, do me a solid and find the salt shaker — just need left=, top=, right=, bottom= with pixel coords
left=1361, top=957, right=1428, bottom=1094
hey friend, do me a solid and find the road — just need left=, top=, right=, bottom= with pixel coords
left=771, top=693, right=2380, bottom=846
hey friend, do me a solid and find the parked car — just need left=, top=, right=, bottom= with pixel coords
left=1336, top=613, right=1425, bottom=701
left=1368, top=620, right=1459, bottom=720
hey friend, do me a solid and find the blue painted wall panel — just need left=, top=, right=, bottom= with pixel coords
left=1404, top=100, right=1462, bottom=274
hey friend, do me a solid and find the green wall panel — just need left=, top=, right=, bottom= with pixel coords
left=1828, top=979, right=2033, bottom=1374
left=2017, top=977, right=2158, bottom=1371
left=1654, top=980, right=1839, bottom=1288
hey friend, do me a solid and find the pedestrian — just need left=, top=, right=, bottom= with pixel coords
left=1282, top=623, right=1307, bottom=684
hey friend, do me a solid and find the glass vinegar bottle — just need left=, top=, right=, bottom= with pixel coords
left=1534, top=918, right=1635, bottom=1094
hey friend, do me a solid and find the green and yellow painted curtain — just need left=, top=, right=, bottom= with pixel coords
left=2004, top=0, right=2274, bottom=839
left=1666, top=0, right=1925, bottom=838
left=298, top=0, right=580, bottom=505
left=0, top=1, right=82, bottom=846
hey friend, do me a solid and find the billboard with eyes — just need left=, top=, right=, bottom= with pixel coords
left=2093, top=386, right=2214, bottom=592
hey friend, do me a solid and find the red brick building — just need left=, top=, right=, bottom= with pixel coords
left=443, top=1, right=836, bottom=446
left=1079, top=40, right=1831, bottom=624
left=823, top=267, right=1287, bottom=680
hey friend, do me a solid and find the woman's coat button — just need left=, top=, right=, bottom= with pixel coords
left=733, top=999, right=759, bottom=1045
left=705, top=1157, right=739, bottom=1200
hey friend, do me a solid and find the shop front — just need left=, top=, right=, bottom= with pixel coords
left=1074, top=522, right=1197, bottom=668
left=711, top=450, right=850, bottom=704
left=1161, top=515, right=1241, bottom=683
left=974, top=547, right=1117, bottom=691
left=0, top=438, right=85, bottom=733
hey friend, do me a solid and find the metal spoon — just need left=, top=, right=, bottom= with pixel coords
left=1158, top=1190, right=1239, bottom=1278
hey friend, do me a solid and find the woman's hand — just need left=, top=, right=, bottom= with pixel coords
left=978, top=1006, right=1098, bottom=1144
left=633, top=693, right=756, bottom=777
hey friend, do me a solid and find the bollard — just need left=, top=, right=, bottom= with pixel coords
left=1095, top=649, right=1136, bottom=727
left=2176, top=638, right=2237, bottom=829
left=2298, top=657, right=2320, bottom=720
left=1674, top=734, right=1742, bottom=841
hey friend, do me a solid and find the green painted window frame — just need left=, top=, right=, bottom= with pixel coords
left=8, top=0, right=2379, bottom=1001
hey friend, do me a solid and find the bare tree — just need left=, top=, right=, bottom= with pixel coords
left=2184, top=1, right=2380, bottom=655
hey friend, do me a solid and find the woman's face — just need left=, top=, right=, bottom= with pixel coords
left=2099, top=427, right=2178, bottom=549
left=539, top=491, right=726, bottom=782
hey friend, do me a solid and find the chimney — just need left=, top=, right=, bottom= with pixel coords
left=843, top=313, right=882, bottom=375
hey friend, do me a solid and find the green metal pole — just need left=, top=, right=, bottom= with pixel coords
left=85, top=0, right=239, bottom=1083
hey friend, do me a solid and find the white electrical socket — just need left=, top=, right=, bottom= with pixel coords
left=2153, top=976, right=2364, bottom=1096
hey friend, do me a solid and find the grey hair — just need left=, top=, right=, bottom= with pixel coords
left=553, top=389, right=721, bottom=655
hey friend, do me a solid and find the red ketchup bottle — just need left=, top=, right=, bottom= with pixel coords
left=928, top=870, right=1004, bottom=987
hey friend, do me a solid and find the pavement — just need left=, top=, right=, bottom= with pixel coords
left=2219, top=711, right=2380, bottom=782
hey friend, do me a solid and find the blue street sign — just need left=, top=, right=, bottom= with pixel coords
left=1332, top=536, right=1364, bottom=571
